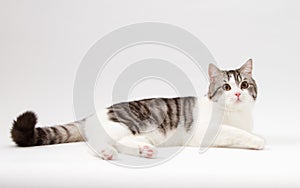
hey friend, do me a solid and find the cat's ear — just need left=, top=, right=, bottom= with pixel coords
left=239, top=59, right=253, bottom=76
left=208, top=63, right=221, bottom=82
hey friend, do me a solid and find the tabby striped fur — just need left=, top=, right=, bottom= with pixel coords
left=107, top=97, right=196, bottom=135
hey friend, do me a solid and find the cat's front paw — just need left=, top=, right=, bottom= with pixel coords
left=100, top=146, right=118, bottom=160
left=139, top=145, right=157, bottom=158
left=249, top=136, right=266, bottom=150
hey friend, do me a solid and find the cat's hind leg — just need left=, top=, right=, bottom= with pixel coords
left=211, top=125, right=266, bottom=150
left=85, top=112, right=131, bottom=160
left=115, top=135, right=158, bottom=158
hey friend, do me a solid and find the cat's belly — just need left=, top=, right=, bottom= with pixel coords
left=137, top=123, right=195, bottom=147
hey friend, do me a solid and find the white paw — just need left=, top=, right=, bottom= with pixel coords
left=139, top=145, right=157, bottom=158
left=249, top=136, right=266, bottom=150
left=100, top=147, right=118, bottom=160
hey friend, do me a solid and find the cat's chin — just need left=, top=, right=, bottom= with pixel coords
left=216, top=100, right=254, bottom=109
left=225, top=100, right=255, bottom=109
left=234, top=99, right=245, bottom=104
left=226, top=97, right=255, bottom=105
left=214, top=98, right=254, bottom=105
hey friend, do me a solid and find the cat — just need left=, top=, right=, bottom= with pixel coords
left=11, top=59, right=265, bottom=160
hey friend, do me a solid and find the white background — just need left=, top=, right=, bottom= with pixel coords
left=1, top=0, right=300, bottom=187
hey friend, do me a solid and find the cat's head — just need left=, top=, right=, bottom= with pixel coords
left=208, top=59, right=257, bottom=105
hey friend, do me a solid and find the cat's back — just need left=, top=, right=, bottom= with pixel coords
left=106, top=96, right=197, bottom=134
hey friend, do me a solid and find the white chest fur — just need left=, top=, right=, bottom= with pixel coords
left=221, top=103, right=253, bottom=132
left=198, top=96, right=254, bottom=132
left=189, top=96, right=255, bottom=146
left=203, top=96, right=254, bottom=130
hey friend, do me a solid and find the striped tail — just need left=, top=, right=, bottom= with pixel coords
left=11, top=111, right=85, bottom=147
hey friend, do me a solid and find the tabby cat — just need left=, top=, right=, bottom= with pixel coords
left=11, top=59, right=265, bottom=160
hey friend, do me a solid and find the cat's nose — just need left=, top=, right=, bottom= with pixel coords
left=235, top=92, right=241, bottom=97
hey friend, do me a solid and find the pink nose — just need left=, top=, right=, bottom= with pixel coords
left=235, top=92, right=241, bottom=97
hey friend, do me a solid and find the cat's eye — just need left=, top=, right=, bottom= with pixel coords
left=222, top=84, right=231, bottom=91
left=240, top=81, right=249, bottom=89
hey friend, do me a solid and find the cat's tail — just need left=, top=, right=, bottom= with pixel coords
left=11, top=111, right=86, bottom=147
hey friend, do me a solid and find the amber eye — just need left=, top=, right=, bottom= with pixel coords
left=241, top=81, right=249, bottom=89
left=222, top=84, right=231, bottom=91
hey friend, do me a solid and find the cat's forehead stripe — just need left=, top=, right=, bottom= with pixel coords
left=225, top=70, right=242, bottom=84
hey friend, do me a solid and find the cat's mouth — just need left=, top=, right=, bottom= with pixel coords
left=235, top=98, right=242, bottom=103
